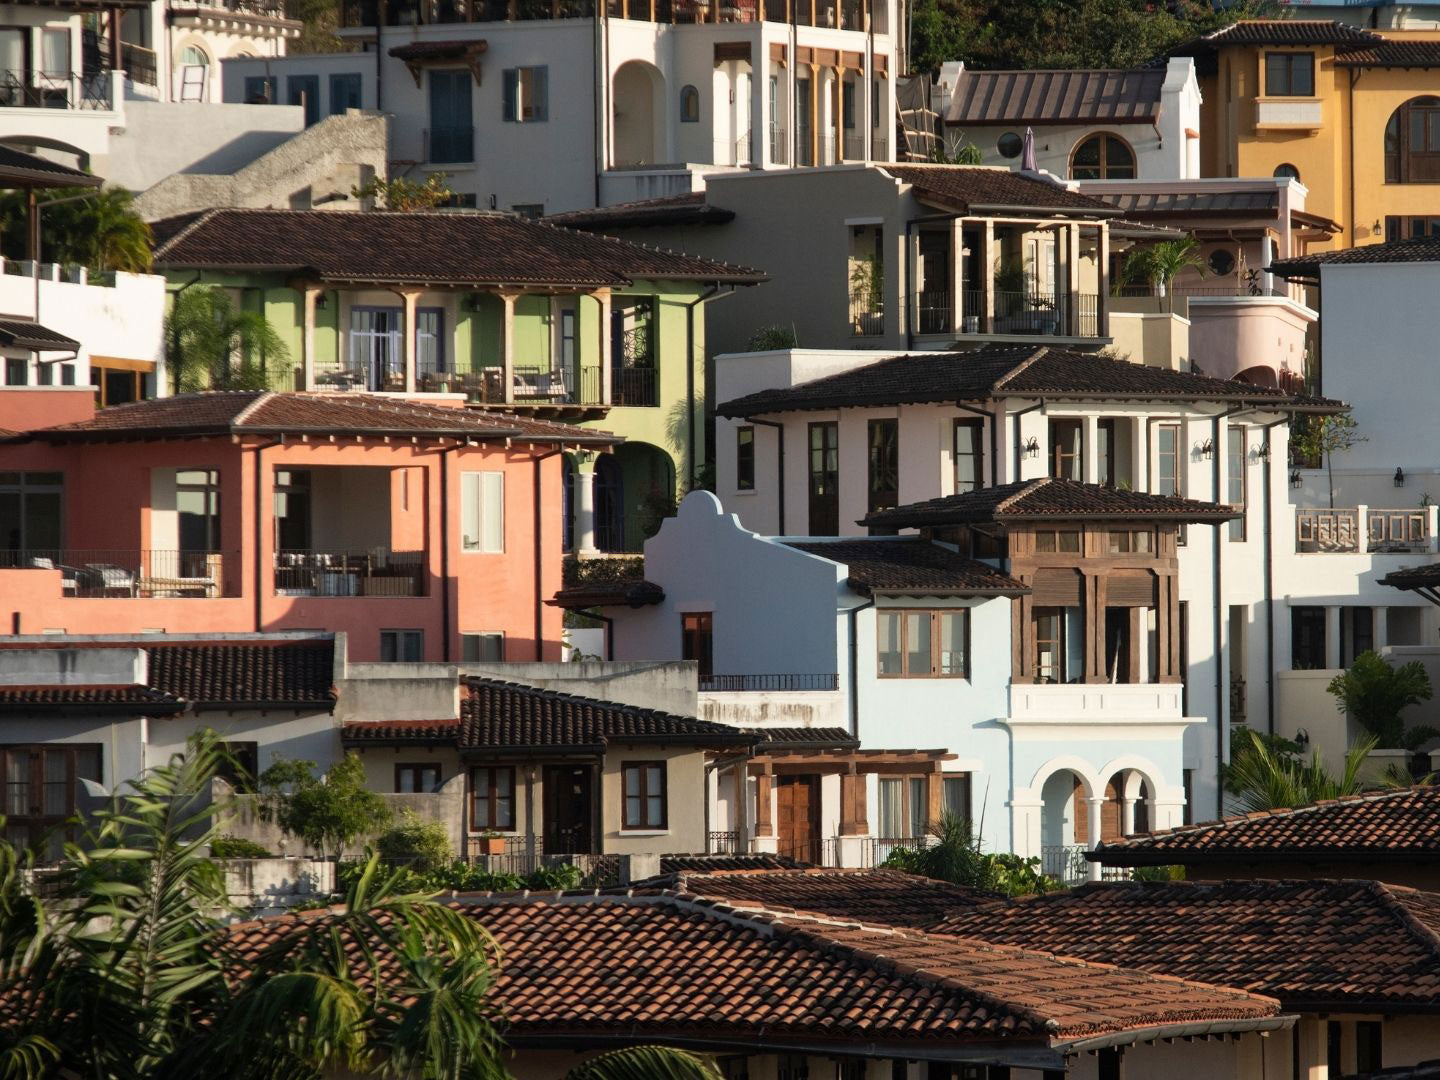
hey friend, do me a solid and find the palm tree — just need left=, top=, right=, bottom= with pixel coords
left=1327, top=650, right=1439, bottom=752
left=563, top=1047, right=722, bottom=1079
left=1226, top=728, right=1377, bottom=813
left=165, top=285, right=290, bottom=394
left=1119, top=235, right=1205, bottom=299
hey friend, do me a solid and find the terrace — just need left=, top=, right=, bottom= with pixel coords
left=339, top=0, right=881, bottom=29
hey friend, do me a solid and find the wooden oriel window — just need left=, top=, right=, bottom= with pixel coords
left=1034, top=528, right=1080, bottom=553
left=877, top=609, right=969, bottom=678
left=681, top=612, right=713, bottom=678
left=621, top=762, right=667, bottom=829
left=469, top=765, right=516, bottom=831
left=396, top=763, right=442, bottom=793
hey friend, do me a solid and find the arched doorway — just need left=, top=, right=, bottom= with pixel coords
left=614, top=441, right=675, bottom=552
left=1039, top=768, right=1090, bottom=882
left=612, top=61, right=665, bottom=167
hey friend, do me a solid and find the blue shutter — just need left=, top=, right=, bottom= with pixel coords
left=531, top=66, right=547, bottom=121
left=502, top=68, right=517, bottom=121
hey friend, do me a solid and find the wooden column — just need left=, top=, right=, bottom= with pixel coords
left=1086, top=571, right=1108, bottom=684
left=981, top=220, right=996, bottom=333
left=925, top=766, right=943, bottom=832
left=839, top=767, right=867, bottom=836
left=832, top=65, right=842, bottom=162
left=1156, top=573, right=1173, bottom=683
left=109, top=7, right=123, bottom=72
left=499, top=291, right=518, bottom=405
left=753, top=768, right=774, bottom=837
left=808, top=64, right=820, bottom=165
left=595, top=288, right=612, bottom=405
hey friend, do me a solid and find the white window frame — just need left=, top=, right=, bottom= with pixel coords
left=461, top=471, right=504, bottom=553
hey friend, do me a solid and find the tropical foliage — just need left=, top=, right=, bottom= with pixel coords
left=353, top=172, right=458, bottom=211
left=164, top=285, right=290, bottom=393
left=1290, top=413, right=1365, bottom=509
left=562, top=1047, right=722, bottom=1080
left=376, top=811, right=454, bottom=871
left=882, top=814, right=1060, bottom=895
left=1328, top=650, right=1439, bottom=752
left=0, top=186, right=152, bottom=273
left=336, top=858, right=583, bottom=897
left=1225, top=727, right=1376, bottom=813
left=1119, top=235, right=1205, bottom=297
left=257, top=752, right=393, bottom=860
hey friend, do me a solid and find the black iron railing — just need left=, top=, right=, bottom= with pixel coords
left=2, top=550, right=231, bottom=597
left=273, top=550, right=425, bottom=597
left=699, top=673, right=839, bottom=691
left=612, top=366, right=658, bottom=407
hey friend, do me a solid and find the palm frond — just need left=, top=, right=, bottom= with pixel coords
left=564, top=1046, right=723, bottom=1080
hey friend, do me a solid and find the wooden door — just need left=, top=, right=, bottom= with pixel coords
left=775, top=775, right=820, bottom=862
left=543, top=764, right=596, bottom=854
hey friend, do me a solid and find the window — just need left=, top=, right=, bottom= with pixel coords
left=176, top=469, right=221, bottom=558
left=1069, top=134, right=1135, bottom=180
left=1033, top=607, right=1083, bottom=684
left=244, top=75, right=277, bottom=103
left=461, top=471, right=504, bottom=553
left=997, top=132, right=1023, bottom=159
left=273, top=468, right=311, bottom=551
left=1106, top=530, right=1153, bottom=554
left=1291, top=606, right=1326, bottom=670
left=511, top=203, right=543, bottom=218
left=867, top=418, right=898, bottom=514
left=808, top=421, right=839, bottom=535
left=1155, top=423, right=1181, bottom=496
left=1227, top=425, right=1247, bottom=541
left=40, top=28, right=68, bottom=76
left=622, top=762, right=667, bottom=829
left=180, top=44, right=209, bottom=68
left=735, top=426, right=755, bottom=491
left=462, top=632, right=505, bottom=661
left=502, top=66, right=548, bottom=122
left=4, top=357, right=25, bottom=386
left=1387, top=215, right=1440, bottom=241
left=429, top=69, right=474, bottom=163
left=943, top=774, right=971, bottom=821
left=1355, top=1021, right=1383, bottom=1074
left=877, top=610, right=969, bottom=678
left=350, top=306, right=404, bottom=390
left=1273, top=162, right=1300, bottom=181
left=380, top=629, right=424, bottom=662
left=1096, top=418, right=1114, bottom=488
left=218, top=741, right=258, bottom=791
left=877, top=776, right=929, bottom=839
left=1033, top=528, right=1080, bottom=553
left=287, top=74, right=320, bottom=126
left=679, top=84, right=699, bottom=122
left=395, top=763, right=441, bottom=793
left=681, top=612, right=713, bottom=678
left=1386, top=97, right=1440, bottom=183
left=954, top=419, right=983, bottom=494
left=1208, top=249, right=1236, bottom=276
left=1050, top=419, right=1082, bottom=480
left=470, top=766, right=515, bottom=830
left=1264, top=51, right=1314, bottom=97
left=329, top=72, right=362, bottom=114
left=416, top=308, right=444, bottom=375
left=842, top=80, right=856, bottom=130
left=0, top=472, right=64, bottom=559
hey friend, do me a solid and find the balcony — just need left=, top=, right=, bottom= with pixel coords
left=463, top=835, right=620, bottom=885
left=1255, top=97, right=1322, bottom=132
left=1, top=550, right=232, bottom=598
left=1295, top=507, right=1436, bottom=555
left=848, top=292, right=884, bottom=338
left=612, top=366, right=659, bottom=408
left=0, top=70, right=114, bottom=111
left=698, top=673, right=839, bottom=691
left=273, top=550, right=425, bottom=597
left=769, top=124, right=787, bottom=165
left=1007, top=682, right=1185, bottom=725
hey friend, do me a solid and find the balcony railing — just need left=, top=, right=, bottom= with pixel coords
left=699, top=673, right=840, bottom=691
left=914, top=290, right=950, bottom=335
left=848, top=293, right=884, bottom=337
left=1295, top=507, right=1432, bottom=554
left=842, top=132, right=866, bottom=161
left=707, top=830, right=740, bottom=854
left=274, top=550, right=425, bottom=596
left=769, top=123, right=787, bottom=165
left=464, top=834, right=619, bottom=885
left=0, top=70, right=113, bottom=110
left=612, top=366, right=659, bottom=407
left=1041, top=843, right=1090, bottom=884
left=1, top=550, right=231, bottom=598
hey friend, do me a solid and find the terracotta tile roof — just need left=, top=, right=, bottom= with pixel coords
left=0, top=684, right=183, bottom=711
left=1271, top=237, right=1440, bottom=278
left=860, top=477, right=1239, bottom=530
left=546, top=193, right=736, bottom=231
left=1380, top=563, right=1440, bottom=592
left=785, top=538, right=1029, bottom=596
left=715, top=344, right=1308, bottom=418
left=387, top=39, right=487, bottom=60
left=340, top=718, right=461, bottom=745
left=632, top=868, right=996, bottom=927
left=220, top=893, right=1286, bottom=1058
left=946, top=68, right=1165, bottom=127
left=1175, top=19, right=1382, bottom=51
left=457, top=676, right=754, bottom=752
left=547, top=579, right=666, bottom=609
left=1339, top=40, right=1440, bottom=67
left=745, top=727, right=859, bottom=751
left=657, top=853, right=808, bottom=872
left=934, top=879, right=1440, bottom=1013
left=0, top=319, right=80, bottom=352
left=25, top=391, right=619, bottom=446
left=151, top=208, right=766, bottom=288
left=1092, top=784, right=1440, bottom=866
left=883, top=165, right=1119, bottom=216
left=0, top=146, right=102, bottom=190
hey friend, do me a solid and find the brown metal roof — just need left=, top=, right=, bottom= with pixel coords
left=946, top=68, right=1165, bottom=127
left=883, top=165, right=1119, bottom=216
left=0, top=146, right=102, bottom=190
left=1096, top=190, right=1281, bottom=219
left=0, top=318, right=80, bottom=351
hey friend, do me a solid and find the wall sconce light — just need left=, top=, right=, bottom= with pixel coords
left=1022, top=436, right=1040, bottom=459
left=1396, top=467, right=1407, bottom=488
left=1290, top=470, right=1302, bottom=489
left=1256, top=443, right=1271, bottom=464
left=1295, top=728, right=1310, bottom=753
left=315, top=293, right=328, bottom=311
left=1197, top=438, right=1215, bottom=461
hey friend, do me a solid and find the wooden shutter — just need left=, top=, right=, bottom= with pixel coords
left=1107, top=569, right=1156, bottom=607
left=1031, top=568, right=1083, bottom=606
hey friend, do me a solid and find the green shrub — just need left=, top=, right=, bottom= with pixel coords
left=746, top=325, right=797, bottom=351
left=1131, top=865, right=1185, bottom=882
left=336, top=857, right=583, bottom=897
left=375, top=811, right=453, bottom=871
left=210, top=836, right=272, bottom=859
left=880, top=814, right=1062, bottom=896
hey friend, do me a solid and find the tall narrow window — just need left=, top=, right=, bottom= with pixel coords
left=1227, top=425, right=1247, bottom=541
left=1098, top=419, right=1115, bottom=488
left=943, top=774, right=971, bottom=821
left=808, top=421, right=839, bottom=535
left=429, top=69, right=474, bottom=163
left=1291, top=607, right=1326, bottom=670
left=954, top=419, right=983, bottom=494
left=735, top=426, right=755, bottom=491
left=273, top=468, right=312, bottom=551
left=681, top=612, right=713, bottom=678
left=867, top=418, right=898, bottom=514
left=621, top=762, right=667, bottom=829
left=416, top=308, right=445, bottom=376
left=679, top=84, right=699, bottom=123
left=470, top=766, right=516, bottom=830
left=461, top=472, right=504, bottom=553
left=502, top=66, right=548, bottom=122
left=1050, top=420, right=1083, bottom=481
left=1155, top=424, right=1180, bottom=496
left=287, top=74, right=320, bottom=126
left=329, top=72, right=362, bottom=114
left=176, top=469, right=221, bottom=562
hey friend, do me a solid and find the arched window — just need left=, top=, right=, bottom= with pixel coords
left=679, top=84, right=699, bottom=123
left=1386, top=96, right=1440, bottom=183
left=1274, top=162, right=1300, bottom=181
left=180, top=45, right=209, bottom=68
left=1069, top=133, right=1135, bottom=180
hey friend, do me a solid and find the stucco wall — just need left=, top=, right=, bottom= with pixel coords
left=106, top=100, right=306, bottom=192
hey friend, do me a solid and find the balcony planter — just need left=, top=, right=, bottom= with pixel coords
left=475, top=835, right=506, bottom=856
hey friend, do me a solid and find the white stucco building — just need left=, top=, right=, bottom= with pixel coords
left=223, top=0, right=901, bottom=214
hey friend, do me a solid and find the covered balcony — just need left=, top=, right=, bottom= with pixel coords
left=340, top=0, right=880, bottom=30
left=1295, top=506, right=1437, bottom=555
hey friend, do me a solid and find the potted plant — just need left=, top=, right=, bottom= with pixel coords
left=475, top=830, right=507, bottom=856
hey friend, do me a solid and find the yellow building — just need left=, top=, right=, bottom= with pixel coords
left=1177, top=20, right=1440, bottom=249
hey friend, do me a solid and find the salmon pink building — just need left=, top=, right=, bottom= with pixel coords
left=0, top=392, right=617, bottom=661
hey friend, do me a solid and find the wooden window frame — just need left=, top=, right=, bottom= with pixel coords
left=1032, top=606, right=1070, bottom=685
left=468, top=765, right=516, bottom=833
left=1034, top=528, right=1080, bottom=553
left=1049, top=418, right=1083, bottom=480
left=953, top=418, right=984, bottom=494
left=807, top=420, right=839, bottom=534
left=1264, top=51, right=1315, bottom=98
left=681, top=611, right=713, bottom=678
left=621, top=761, right=668, bottom=830
left=876, top=609, right=970, bottom=679
left=735, top=425, right=755, bottom=491
left=395, top=762, right=442, bottom=793
left=1069, top=132, right=1136, bottom=180
left=1106, top=529, right=1153, bottom=554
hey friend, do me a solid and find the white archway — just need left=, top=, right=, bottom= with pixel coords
left=612, top=60, right=666, bottom=167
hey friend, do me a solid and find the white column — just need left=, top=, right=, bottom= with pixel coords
left=1085, top=796, right=1105, bottom=882
left=752, top=50, right=768, bottom=167
left=574, top=465, right=598, bottom=555
left=500, top=291, right=517, bottom=406
left=301, top=286, right=319, bottom=391
left=981, top=220, right=996, bottom=332
left=948, top=217, right=965, bottom=336
left=1120, top=797, right=1136, bottom=837
left=1326, top=605, right=1343, bottom=669
left=861, top=51, right=873, bottom=159
left=1132, top=416, right=1148, bottom=491
left=400, top=290, right=418, bottom=393
left=1066, top=222, right=1081, bottom=336
left=596, top=290, right=613, bottom=405
left=1083, top=414, right=1100, bottom=484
